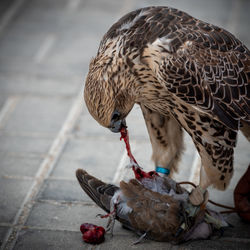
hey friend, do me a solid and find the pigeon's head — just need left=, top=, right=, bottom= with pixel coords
left=84, top=56, right=135, bottom=133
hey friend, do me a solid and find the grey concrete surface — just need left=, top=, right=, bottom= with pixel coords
left=0, top=0, right=249, bottom=249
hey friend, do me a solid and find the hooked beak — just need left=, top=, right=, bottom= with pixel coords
left=109, top=118, right=126, bottom=133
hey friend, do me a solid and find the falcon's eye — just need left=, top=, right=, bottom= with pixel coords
left=111, top=111, right=121, bottom=122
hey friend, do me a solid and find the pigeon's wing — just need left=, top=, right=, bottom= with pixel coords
left=120, top=179, right=182, bottom=241
left=142, top=18, right=250, bottom=130
left=76, top=169, right=119, bottom=213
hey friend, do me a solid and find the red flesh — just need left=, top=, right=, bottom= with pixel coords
left=80, top=223, right=105, bottom=244
left=120, top=127, right=138, bottom=165
left=120, top=127, right=158, bottom=180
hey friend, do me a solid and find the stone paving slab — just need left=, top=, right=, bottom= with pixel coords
left=0, top=227, right=9, bottom=249
left=37, top=179, right=89, bottom=202
left=1, top=96, right=74, bottom=135
left=13, top=229, right=175, bottom=250
left=0, top=0, right=15, bottom=19
left=73, top=113, right=121, bottom=140
left=53, top=137, right=124, bottom=183
left=179, top=239, right=250, bottom=250
left=2, top=97, right=72, bottom=134
left=50, top=157, right=85, bottom=180
left=25, top=201, right=132, bottom=236
left=0, top=178, right=32, bottom=224
left=11, top=227, right=250, bottom=250
left=0, top=73, right=82, bottom=97
left=0, top=155, right=42, bottom=178
left=0, top=135, right=52, bottom=156
left=223, top=214, right=250, bottom=239
left=13, top=229, right=84, bottom=250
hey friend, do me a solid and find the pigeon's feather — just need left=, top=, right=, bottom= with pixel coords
left=76, top=169, right=118, bottom=213
left=120, top=179, right=182, bottom=241
left=76, top=169, right=133, bottom=230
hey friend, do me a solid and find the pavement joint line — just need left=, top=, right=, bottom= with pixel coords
left=74, top=134, right=149, bottom=142
left=0, top=223, right=13, bottom=228
left=0, top=69, right=81, bottom=82
left=16, top=226, right=81, bottom=233
left=0, top=92, right=75, bottom=101
left=1, top=91, right=83, bottom=250
left=0, top=130, right=56, bottom=139
left=0, top=223, right=136, bottom=237
left=219, top=237, right=250, bottom=243
left=0, top=69, right=83, bottom=82
left=0, top=96, right=20, bottom=129
left=0, top=152, right=46, bottom=158
left=1, top=175, right=34, bottom=181
left=0, top=91, right=78, bottom=100
left=0, top=0, right=26, bottom=37
left=36, top=199, right=95, bottom=206
left=34, top=34, right=56, bottom=64
left=48, top=176, right=76, bottom=181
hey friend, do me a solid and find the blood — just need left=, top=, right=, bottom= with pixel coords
left=80, top=223, right=105, bottom=244
left=98, top=203, right=117, bottom=219
left=120, top=127, right=158, bottom=180
left=120, top=127, right=138, bottom=165
left=132, top=167, right=159, bottom=180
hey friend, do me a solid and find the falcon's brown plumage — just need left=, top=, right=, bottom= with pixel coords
left=84, top=6, right=250, bottom=204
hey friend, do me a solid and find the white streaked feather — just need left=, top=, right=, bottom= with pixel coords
left=111, top=190, right=132, bottom=218
left=118, top=9, right=150, bottom=31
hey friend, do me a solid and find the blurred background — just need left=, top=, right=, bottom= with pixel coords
left=0, top=0, right=249, bottom=249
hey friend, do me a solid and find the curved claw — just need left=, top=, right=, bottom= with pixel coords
left=189, top=186, right=208, bottom=206
left=186, top=187, right=209, bottom=218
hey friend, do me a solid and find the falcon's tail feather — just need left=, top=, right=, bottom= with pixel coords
left=76, top=169, right=119, bottom=213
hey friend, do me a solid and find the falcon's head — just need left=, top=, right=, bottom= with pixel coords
left=84, top=57, right=135, bottom=133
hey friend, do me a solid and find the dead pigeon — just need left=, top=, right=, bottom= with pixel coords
left=76, top=168, right=228, bottom=244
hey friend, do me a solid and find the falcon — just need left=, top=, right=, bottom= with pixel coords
left=84, top=6, right=250, bottom=206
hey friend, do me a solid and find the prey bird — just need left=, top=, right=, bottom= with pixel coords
left=76, top=168, right=228, bottom=243
left=84, top=6, right=250, bottom=206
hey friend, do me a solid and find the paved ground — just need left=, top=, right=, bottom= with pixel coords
left=0, top=0, right=249, bottom=249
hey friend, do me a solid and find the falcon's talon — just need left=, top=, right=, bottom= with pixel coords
left=189, top=186, right=208, bottom=206
left=187, top=187, right=209, bottom=217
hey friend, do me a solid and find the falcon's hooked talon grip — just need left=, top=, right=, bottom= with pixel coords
left=189, top=186, right=209, bottom=207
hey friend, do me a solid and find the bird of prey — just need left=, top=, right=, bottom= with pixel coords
left=76, top=168, right=228, bottom=243
left=84, top=6, right=250, bottom=206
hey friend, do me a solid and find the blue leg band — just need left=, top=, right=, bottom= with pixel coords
left=155, top=166, right=170, bottom=175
